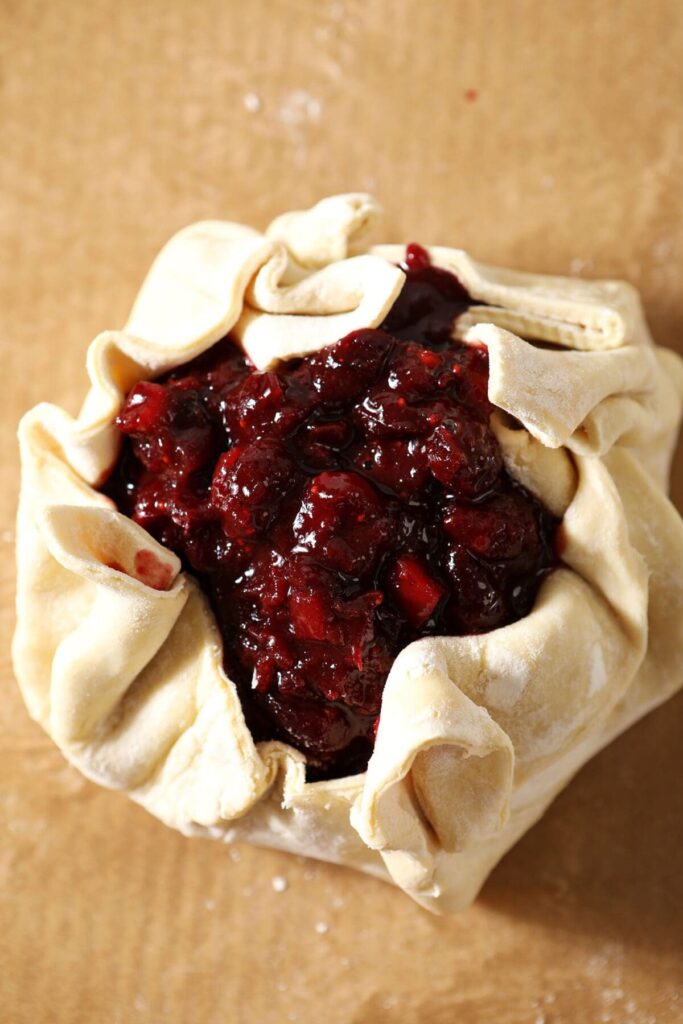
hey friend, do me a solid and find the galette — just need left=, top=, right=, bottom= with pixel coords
left=14, top=195, right=683, bottom=912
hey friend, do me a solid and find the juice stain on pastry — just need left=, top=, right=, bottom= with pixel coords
left=104, top=246, right=559, bottom=780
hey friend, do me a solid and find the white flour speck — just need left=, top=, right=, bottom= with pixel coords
left=652, top=238, right=673, bottom=263
left=314, top=921, right=329, bottom=934
left=243, top=92, right=263, bottom=113
left=279, top=89, right=323, bottom=126
left=271, top=875, right=289, bottom=893
left=204, top=899, right=216, bottom=911
left=602, top=987, right=625, bottom=1005
left=484, top=643, right=530, bottom=710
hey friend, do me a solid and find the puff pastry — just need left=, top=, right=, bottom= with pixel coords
left=14, top=194, right=683, bottom=912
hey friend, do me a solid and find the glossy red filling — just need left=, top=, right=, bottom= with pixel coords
left=105, top=245, right=558, bottom=779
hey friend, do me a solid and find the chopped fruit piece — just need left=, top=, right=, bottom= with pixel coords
left=387, top=555, right=446, bottom=627
left=106, top=245, right=557, bottom=780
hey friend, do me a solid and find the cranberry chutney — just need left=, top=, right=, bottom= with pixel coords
left=105, top=245, right=558, bottom=780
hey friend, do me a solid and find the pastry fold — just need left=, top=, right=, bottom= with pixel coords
left=14, top=194, right=683, bottom=912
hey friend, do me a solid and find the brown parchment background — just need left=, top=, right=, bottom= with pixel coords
left=1, top=2, right=682, bottom=1022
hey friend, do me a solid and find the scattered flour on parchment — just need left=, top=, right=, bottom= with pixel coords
left=569, top=257, right=594, bottom=275
left=278, top=89, right=323, bottom=126
left=651, top=238, right=673, bottom=263
left=243, top=91, right=263, bottom=113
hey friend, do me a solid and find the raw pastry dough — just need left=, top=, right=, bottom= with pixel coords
left=14, top=195, right=683, bottom=912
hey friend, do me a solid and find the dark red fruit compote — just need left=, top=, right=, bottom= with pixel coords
left=105, top=245, right=558, bottom=779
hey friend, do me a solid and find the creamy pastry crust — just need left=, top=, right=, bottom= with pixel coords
left=14, top=195, right=683, bottom=912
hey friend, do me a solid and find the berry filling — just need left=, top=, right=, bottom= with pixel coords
left=104, top=244, right=558, bottom=780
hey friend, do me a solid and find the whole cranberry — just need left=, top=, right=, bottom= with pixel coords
left=353, top=388, right=429, bottom=438
left=445, top=545, right=508, bottom=633
left=296, top=418, right=354, bottom=467
left=426, top=415, right=502, bottom=496
left=231, top=546, right=290, bottom=612
left=264, top=694, right=357, bottom=760
left=118, top=382, right=215, bottom=475
left=293, top=471, right=393, bottom=574
left=286, top=562, right=346, bottom=644
left=352, top=438, right=430, bottom=497
left=443, top=490, right=541, bottom=561
left=211, top=439, right=295, bottom=538
left=225, top=371, right=306, bottom=441
left=384, top=341, right=446, bottom=397
left=183, top=525, right=257, bottom=574
left=117, top=380, right=170, bottom=434
left=302, top=329, right=393, bottom=404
